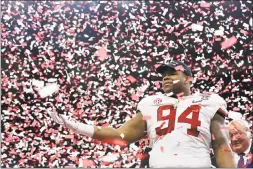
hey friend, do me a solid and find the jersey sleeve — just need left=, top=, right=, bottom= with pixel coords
left=210, top=94, right=228, bottom=119
left=137, top=95, right=158, bottom=116
left=137, top=97, right=149, bottom=116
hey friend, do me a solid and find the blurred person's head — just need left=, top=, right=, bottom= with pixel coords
left=156, top=60, right=192, bottom=96
left=228, top=119, right=251, bottom=154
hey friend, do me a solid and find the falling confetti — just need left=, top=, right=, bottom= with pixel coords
left=200, top=2, right=211, bottom=8
left=120, top=133, right=125, bottom=139
left=221, top=36, right=238, bottom=50
left=1, top=0, right=251, bottom=168
left=127, top=75, right=137, bottom=83
left=82, top=159, right=94, bottom=168
left=96, top=46, right=109, bottom=61
left=100, top=154, right=119, bottom=162
left=223, top=148, right=232, bottom=152
left=174, top=65, right=185, bottom=72
left=220, top=126, right=229, bottom=130
left=142, top=115, right=152, bottom=120
left=160, top=146, right=164, bottom=153
left=38, top=83, right=59, bottom=98
left=211, top=134, right=215, bottom=140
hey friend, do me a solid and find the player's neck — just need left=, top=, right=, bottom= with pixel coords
left=165, top=89, right=191, bottom=98
left=183, top=89, right=191, bottom=96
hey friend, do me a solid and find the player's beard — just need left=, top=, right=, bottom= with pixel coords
left=164, top=83, right=185, bottom=96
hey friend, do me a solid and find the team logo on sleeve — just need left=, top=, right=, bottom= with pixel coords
left=153, top=98, right=162, bottom=105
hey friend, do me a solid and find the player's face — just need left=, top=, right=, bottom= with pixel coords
left=162, top=68, right=186, bottom=94
left=228, top=122, right=250, bottom=154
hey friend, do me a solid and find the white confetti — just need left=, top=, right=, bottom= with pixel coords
left=228, top=111, right=242, bottom=120
left=48, top=78, right=57, bottom=83
left=100, top=154, right=119, bottom=162
left=3, top=14, right=11, bottom=21
left=242, top=78, right=251, bottom=82
left=40, top=126, right=46, bottom=133
left=38, top=83, right=59, bottom=98
left=162, top=8, right=168, bottom=16
left=191, top=23, right=203, bottom=31
left=214, top=29, right=224, bottom=36
left=120, top=133, right=125, bottom=139
left=32, top=79, right=44, bottom=88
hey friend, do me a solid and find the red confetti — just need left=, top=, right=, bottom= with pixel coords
left=223, top=148, right=232, bottom=152
left=154, top=64, right=161, bottom=69
left=131, top=95, right=139, bottom=101
left=220, top=126, right=229, bottom=130
left=136, top=153, right=148, bottom=160
left=174, top=65, right=185, bottom=72
left=231, top=121, right=239, bottom=131
left=148, top=135, right=162, bottom=140
left=127, top=75, right=136, bottom=83
left=102, top=138, right=128, bottom=147
left=21, top=42, right=27, bottom=47
left=199, top=135, right=204, bottom=141
left=221, top=36, right=238, bottom=50
left=246, top=154, right=252, bottom=164
left=247, top=116, right=253, bottom=121
left=96, top=46, right=109, bottom=61
left=177, top=92, right=184, bottom=97
left=54, top=4, right=64, bottom=12
left=142, top=115, right=151, bottom=120
left=212, top=133, right=215, bottom=140
left=65, top=165, right=75, bottom=168
left=37, top=6, right=43, bottom=13
left=65, top=135, right=74, bottom=139
left=83, top=159, right=94, bottom=168
left=160, top=146, right=164, bottom=153
left=240, top=30, right=249, bottom=35
left=187, top=76, right=194, bottom=81
left=200, top=2, right=211, bottom=8
left=232, top=107, right=240, bottom=111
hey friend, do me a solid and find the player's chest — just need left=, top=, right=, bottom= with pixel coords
left=147, top=95, right=212, bottom=119
left=145, top=97, right=211, bottom=137
left=148, top=96, right=204, bottom=115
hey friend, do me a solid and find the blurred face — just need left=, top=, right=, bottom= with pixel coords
left=162, top=68, right=188, bottom=94
left=228, top=121, right=250, bottom=154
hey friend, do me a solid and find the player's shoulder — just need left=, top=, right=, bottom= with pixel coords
left=190, top=92, right=226, bottom=107
left=207, top=92, right=226, bottom=104
left=196, top=92, right=226, bottom=103
left=205, top=93, right=228, bottom=118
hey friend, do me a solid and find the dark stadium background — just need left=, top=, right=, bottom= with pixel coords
left=1, top=1, right=252, bottom=168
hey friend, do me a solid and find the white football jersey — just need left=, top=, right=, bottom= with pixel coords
left=137, top=93, right=228, bottom=168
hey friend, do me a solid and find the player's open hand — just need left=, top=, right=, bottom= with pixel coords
left=49, top=111, right=79, bottom=132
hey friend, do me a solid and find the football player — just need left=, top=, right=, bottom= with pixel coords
left=50, top=60, right=236, bottom=168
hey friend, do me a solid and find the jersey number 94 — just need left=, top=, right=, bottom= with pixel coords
left=155, top=105, right=201, bottom=137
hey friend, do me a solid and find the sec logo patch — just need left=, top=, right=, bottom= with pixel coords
left=153, top=98, right=162, bottom=105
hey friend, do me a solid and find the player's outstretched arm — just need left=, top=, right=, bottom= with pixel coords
left=50, top=111, right=147, bottom=145
left=93, top=112, right=147, bottom=144
left=210, top=113, right=236, bottom=168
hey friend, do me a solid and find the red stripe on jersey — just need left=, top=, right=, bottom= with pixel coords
left=218, top=108, right=228, bottom=117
